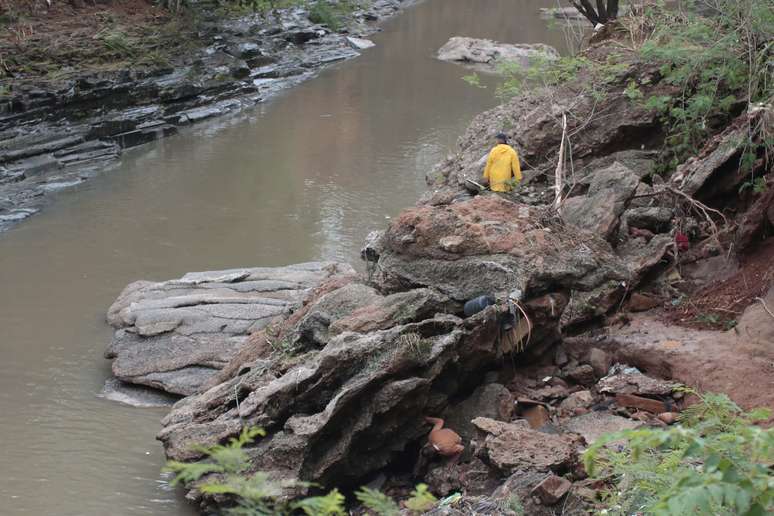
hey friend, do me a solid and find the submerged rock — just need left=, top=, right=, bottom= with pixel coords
left=105, top=262, right=354, bottom=395
left=437, top=37, right=559, bottom=73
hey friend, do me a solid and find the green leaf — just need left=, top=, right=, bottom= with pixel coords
left=355, top=486, right=401, bottom=516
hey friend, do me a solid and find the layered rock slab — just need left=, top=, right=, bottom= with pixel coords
left=373, top=195, right=631, bottom=326
left=158, top=310, right=509, bottom=486
left=105, top=262, right=354, bottom=395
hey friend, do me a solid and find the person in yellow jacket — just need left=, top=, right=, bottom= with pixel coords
left=483, top=133, right=522, bottom=192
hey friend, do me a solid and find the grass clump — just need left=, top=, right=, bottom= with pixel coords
left=307, top=0, right=358, bottom=31
left=584, top=389, right=774, bottom=515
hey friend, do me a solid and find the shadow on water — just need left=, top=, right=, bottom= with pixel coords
left=0, top=1, right=568, bottom=514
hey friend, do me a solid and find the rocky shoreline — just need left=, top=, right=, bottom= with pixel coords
left=94, top=4, right=772, bottom=514
left=0, top=0, right=412, bottom=232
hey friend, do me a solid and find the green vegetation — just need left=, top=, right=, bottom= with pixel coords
left=584, top=390, right=774, bottom=515
left=165, top=426, right=438, bottom=515
left=307, top=0, right=359, bottom=31
left=638, top=0, right=773, bottom=171
left=465, top=0, right=773, bottom=178
left=463, top=51, right=632, bottom=102
left=94, top=28, right=136, bottom=58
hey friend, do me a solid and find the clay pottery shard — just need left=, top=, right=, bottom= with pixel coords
left=522, top=404, right=551, bottom=430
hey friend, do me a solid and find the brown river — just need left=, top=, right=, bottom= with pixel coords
left=0, top=1, right=567, bottom=514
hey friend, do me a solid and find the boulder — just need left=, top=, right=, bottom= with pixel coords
left=443, top=383, right=515, bottom=442
left=158, top=304, right=514, bottom=493
left=471, top=417, right=577, bottom=474
left=105, top=262, right=354, bottom=395
left=562, top=162, right=642, bottom=240
left=346, top=36, right=375, bottom=50
left=558, top=390, right=594, bottom=414
left=290, top=282, right=382, bottom=351
left=437, top=37, right=559, bottom=73
left=562, top=412, right=638, bottom=446
left=565, top=364, right=596, bottom=385
left=531, top=474, right=572, bottom=505
left=588, top=348, right=611, bottom=377
left=329, top=288, right=454, bottom=336
left=597, top=367, right=680, bottom=396
left=373, top=196, right=631, bottom=326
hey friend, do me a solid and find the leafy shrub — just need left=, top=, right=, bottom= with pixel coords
left=307, top=0, right=358, bottom=31
left=165, top=426, right=439, bottom=515
left=584, top=390, right=774, bottom=515
left=356, top=486, right=401, bottom=515
left=638, top=0, right=774, bottom=171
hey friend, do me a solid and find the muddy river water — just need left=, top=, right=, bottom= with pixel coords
left=0, top=1, right=567, bottom=514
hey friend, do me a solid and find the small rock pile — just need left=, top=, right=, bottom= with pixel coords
left=416, top=356, right=684, bottom=514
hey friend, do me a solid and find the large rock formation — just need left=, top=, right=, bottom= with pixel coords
left=155, top=195, right=639, bottom=498
left=430, top=46, right=672, bottom=194
left=105, top=262, right=354, bottom=396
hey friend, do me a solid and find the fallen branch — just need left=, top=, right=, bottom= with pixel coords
left=554, top=113, right=568, bottom=213
left=754, top=297, right=774, bottom=320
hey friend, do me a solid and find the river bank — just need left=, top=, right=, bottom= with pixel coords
left=0, top=2, right=574, bottom=514
left=0, top=0, right=411, bottom=231
left=100, top=3, right=774, bottom=513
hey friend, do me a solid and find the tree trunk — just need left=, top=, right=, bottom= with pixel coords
left=569, top=0, right=621, bottom=25
left=607, top=0, right=620, bottom=19
left=570, top=0, right=600, bottom=25
left=596, top=0, right=609, bottom=23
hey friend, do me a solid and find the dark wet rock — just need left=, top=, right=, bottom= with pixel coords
left=105, top=262, right=354, bottom=395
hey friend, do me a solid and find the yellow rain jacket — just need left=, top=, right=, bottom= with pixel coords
left=483, top=144, right=522, bottom=192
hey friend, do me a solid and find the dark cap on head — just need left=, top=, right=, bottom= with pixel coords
left=495, top=132, right=508, bottom=143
